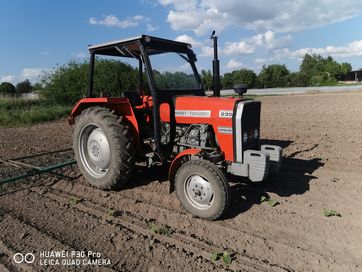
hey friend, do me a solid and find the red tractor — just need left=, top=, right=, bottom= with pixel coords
left=69, top=34, right=282, bottom=220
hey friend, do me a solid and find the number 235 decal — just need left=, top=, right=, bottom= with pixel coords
left=219, top=110, right=233, bottom=118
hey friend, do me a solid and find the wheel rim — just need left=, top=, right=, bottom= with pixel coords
left=79, top=124, right=111, bottom=178
left=184, top=174, right=214, bottom=210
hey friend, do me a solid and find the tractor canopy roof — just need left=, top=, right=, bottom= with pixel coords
left=88, top=35, right=194, bottom=59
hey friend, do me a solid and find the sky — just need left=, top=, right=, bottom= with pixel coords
left=2, top=0, right=362, bottom=84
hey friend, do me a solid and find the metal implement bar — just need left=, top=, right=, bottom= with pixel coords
left=6, top=159, right=39, bottom=169
left=0, top=159, right=21, bottom=169
left=0, top=159, right=76, bottom=186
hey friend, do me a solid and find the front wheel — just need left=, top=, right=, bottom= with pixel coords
left=175, top=159, right=230, bottom=220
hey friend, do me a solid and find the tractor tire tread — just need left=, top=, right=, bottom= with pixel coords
left=73, top=106, right=135, bottom=190
left=174, top=159, right=230, bottom=220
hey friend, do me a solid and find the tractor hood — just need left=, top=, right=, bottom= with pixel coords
left=160, top=95, right=261, bottom=162
left=160, top=96, right=241, bottom=123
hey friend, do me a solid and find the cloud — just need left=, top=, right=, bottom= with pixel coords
left=166, top=7, right=228, bottom=36
left=72, top=52, right=87, bottom=59
left=175, top=35, right=203, bottom=47
left=147, top=24, right=159, bottom=31
left=224, top=40, right=255, bottom=55
left=1, top=75, right=16, bottom=83
left=226, top=59, right=243, bottom=69
left=89, top=15, right=145, bottom=29
left=282, top=39, right=362, bottom=60
left=223, top=31, right=291, bottom=56
left=269, top=40, right=362, bottom=60
left=252, top=31, right=292, bottom=51
left=159, top=0, right=198, bottom=11
left=1, top=68, right=50, bottom=84
left=200, top=46, right=214, bottom=57
left=21, top=68, right=47, bottom=79
left=254, top=58, right=267, bottom=64
left=158, top=0, right=362, bottom=35
left=199, top=31, right=291, bottom=57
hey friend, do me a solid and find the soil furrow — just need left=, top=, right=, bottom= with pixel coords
left=47, top=181, right=349, bottom=271
left=30, top=186, right=282, bottom=272
left=70, top=178, right=360, bottom=270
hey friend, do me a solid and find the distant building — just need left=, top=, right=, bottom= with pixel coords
left=344, top=69, right=362, bottom=82
left=22, top=92, right=39, bottom=99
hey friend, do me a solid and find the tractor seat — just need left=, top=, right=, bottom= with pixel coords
left=124, top=90, right=153, bottom=138
left=123, top=90, right=143, bottom=107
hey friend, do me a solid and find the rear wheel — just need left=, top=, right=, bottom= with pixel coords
left=175, top=159, right=230, bottom=220
left=73, top=106, right=135, bottom=190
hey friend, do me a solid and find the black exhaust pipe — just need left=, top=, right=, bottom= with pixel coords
left=210, top=30, right=220, bottom=97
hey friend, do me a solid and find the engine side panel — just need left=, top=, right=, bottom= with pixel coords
left=161, top=96, right=240, bottom=161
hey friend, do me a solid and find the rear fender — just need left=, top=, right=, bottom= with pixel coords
left=69, top=97, right=140, bottom=147
left=168, top=149, right=201, bottom=193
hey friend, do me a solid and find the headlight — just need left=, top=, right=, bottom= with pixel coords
left=243, top=132, right=248, bottom=143
left=254, top=129, right=259, bottom=139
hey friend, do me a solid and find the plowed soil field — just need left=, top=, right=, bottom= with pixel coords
left=0, top=92, right=361, bottom=272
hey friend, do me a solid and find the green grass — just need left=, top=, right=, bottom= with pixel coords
left=211, top=251, right=232, bottom=265
left=105, top=208, right=116, bottom=217
left=0, top=98, right=71, bottom=127
left=149, top=224, right=172, bottom=236
left=322, top=209, right=341, bottom=217
left=69, top=196, right=83, bottom=205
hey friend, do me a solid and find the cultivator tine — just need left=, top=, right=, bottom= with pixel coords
left=6, top=159, right=39, bottom=169
left=0, top=149, right=77, bottom=186
left=0, top=159, right=21, bottom=168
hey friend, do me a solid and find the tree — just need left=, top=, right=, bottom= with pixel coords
left=41, top=59, right=138, bottom=105
left=0, top=82, right=16, bottom=95
left=200, top=69, right=213, bottom=90
left=299, top=54, right=352, bottom=85
left=33, top=82, right=44, bottom=90
left=222, top=69, right=257, bottom=89
left=288, top=72, right=309, bottom=87
left=222, top=72, right=234, bottom=89
left=16, top=79, right=33, bottom=93
left=323, top=56, right=341, bottom=79
left=257, top=64, right=290, bottom=88
left=300, top=54, right=322, bottom=82
left=233, top=69, right=257, bottom=88
left=340, top=62, right=352, bottom=75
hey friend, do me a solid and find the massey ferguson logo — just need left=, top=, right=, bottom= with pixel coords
left=175, top=110, right=211, bottom=118
left=219, top=110, right=233, bottom=118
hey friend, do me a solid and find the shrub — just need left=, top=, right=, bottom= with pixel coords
left=16, top=79, right=33, bottom=93
left=0, top=82, right=17, bottom=96
left=41, top=59, right=138, bottom=105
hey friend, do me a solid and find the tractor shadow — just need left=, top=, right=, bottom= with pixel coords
left=117, top=139, right=324, bottom=221
left=122, top=163, right=170, bottom=190
left=224, top=139, right=324, bottom=219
